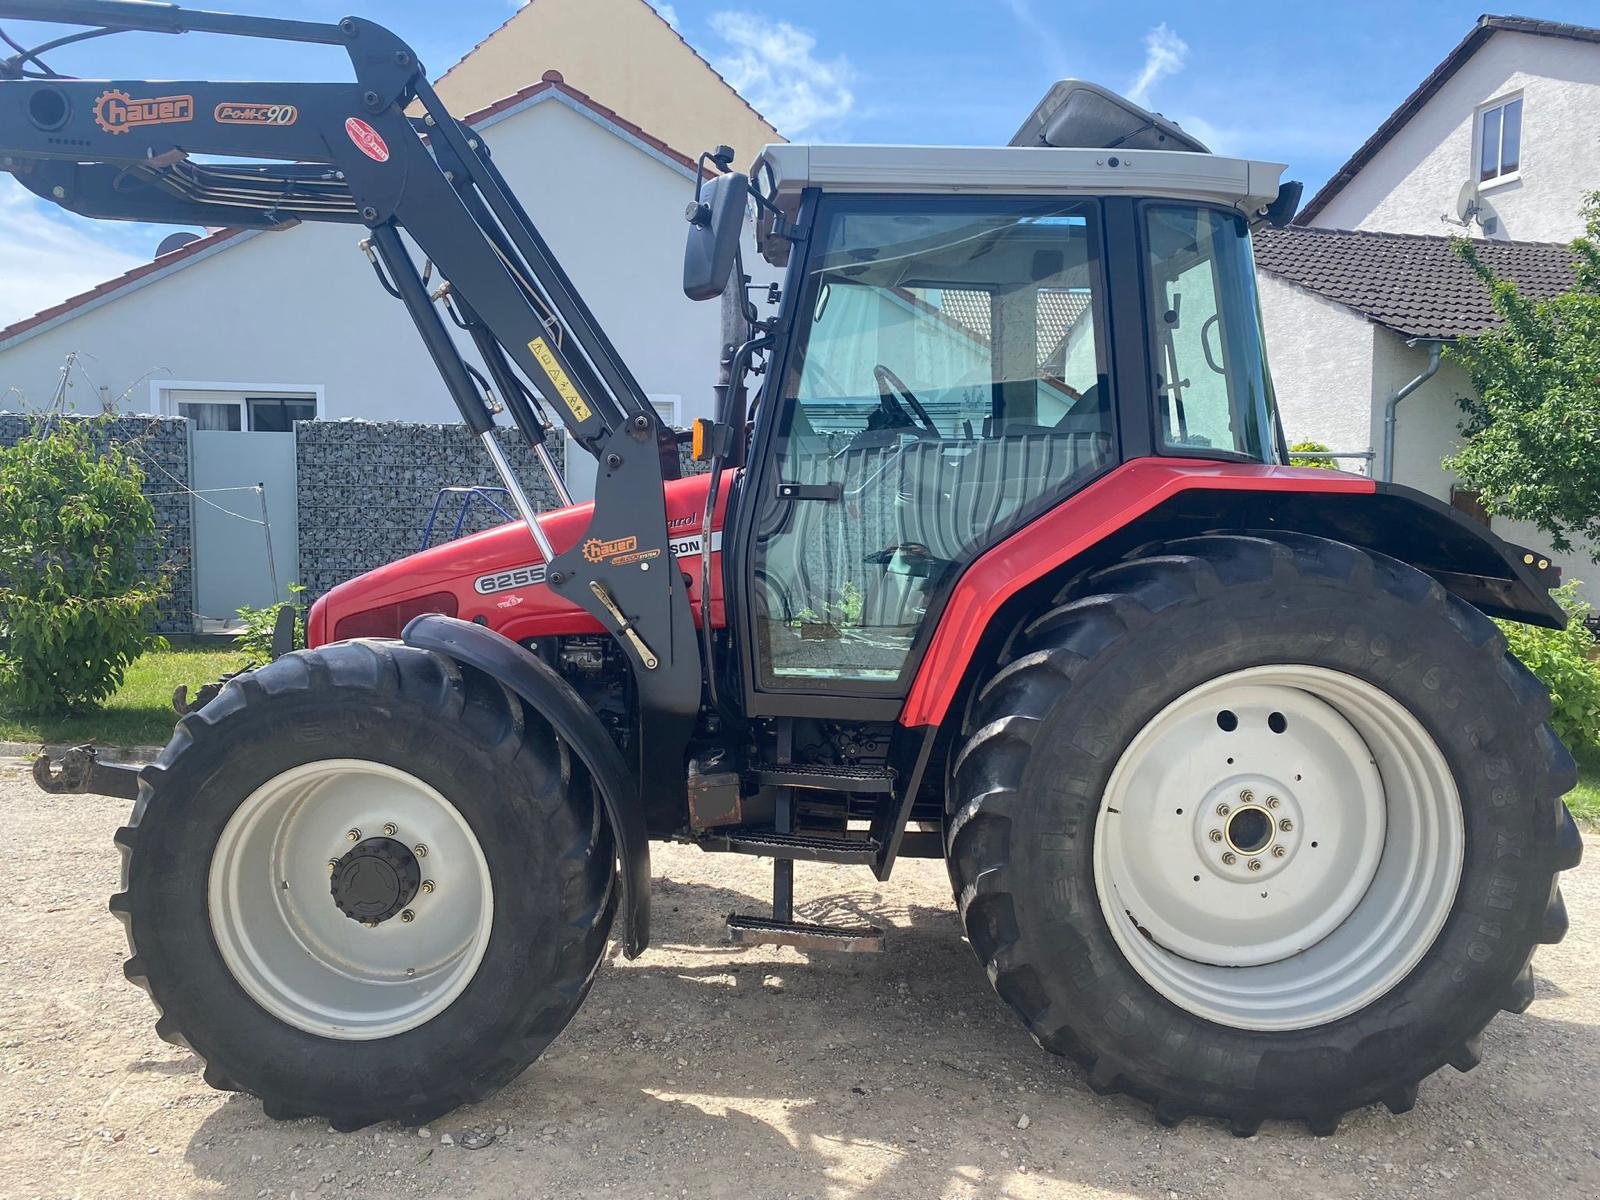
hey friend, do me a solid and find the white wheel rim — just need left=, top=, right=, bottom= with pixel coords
left=1092, top=666, right=1463, bottom=1031
left=208, top=759, right=494, bottom=1040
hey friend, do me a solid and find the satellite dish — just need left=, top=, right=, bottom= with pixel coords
left=1454, top=179, right=1481, bottom=226
left=155, top=231, right=202, bottom=258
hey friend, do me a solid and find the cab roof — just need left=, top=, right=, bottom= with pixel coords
left=751, top=79, right=1285, bottom=267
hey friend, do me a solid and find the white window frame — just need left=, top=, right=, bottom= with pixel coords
left=1474, top=92, right=1523, bottom=191
left=153, top=380, right=325, bottom=431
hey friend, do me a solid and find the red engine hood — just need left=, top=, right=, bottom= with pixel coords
left=308, top=470, right=732, bottom=647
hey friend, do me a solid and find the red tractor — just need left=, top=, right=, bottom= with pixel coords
left=8, top=2, right=1582, bottom=1137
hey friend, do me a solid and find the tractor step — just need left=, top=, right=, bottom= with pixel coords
left=700, top=830, right=880, bottom=864
left=726, top=913, right=884, bottom=953
left=753, top=762, right=895, bottom=793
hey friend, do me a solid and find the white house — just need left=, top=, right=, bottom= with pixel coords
left=1296, top=15, right=1600, bottom=242
left=1259, top=13, right=1598, bottom=587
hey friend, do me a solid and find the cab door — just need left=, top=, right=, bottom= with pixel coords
left=734, top=196, right=1114, bottom=713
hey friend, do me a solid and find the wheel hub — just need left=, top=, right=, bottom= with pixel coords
left=330, top=836, right=421, bottom=924
left=1093, top=666, right=1463, bottom=1031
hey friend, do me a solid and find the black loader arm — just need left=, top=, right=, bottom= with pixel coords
left=0, top=1, right=701, bottom=816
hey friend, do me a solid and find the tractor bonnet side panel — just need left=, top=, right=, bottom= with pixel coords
left=307, top=470, right=731, bottom=647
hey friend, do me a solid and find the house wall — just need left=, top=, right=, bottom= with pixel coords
left=1311, top=30, right=1600, bottom=242
left=1256, top=272, right=1376, bottom=468
left=430, top=0, right=780, bottom=167
left=1374, top=331, right=1594, bottom=590
left=0, top=95, right=726, bottom=445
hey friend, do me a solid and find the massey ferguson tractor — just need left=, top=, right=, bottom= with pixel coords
left=5, top=2, right=1584, bottom=1136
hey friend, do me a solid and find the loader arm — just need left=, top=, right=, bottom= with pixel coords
left=0, top=0, right=702, bottom=804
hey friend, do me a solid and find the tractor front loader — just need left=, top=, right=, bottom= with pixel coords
left=5, top=2, right=1584, bottom=1136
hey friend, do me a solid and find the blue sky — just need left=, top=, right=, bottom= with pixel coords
left=1, top=0, right=1596, bottom=328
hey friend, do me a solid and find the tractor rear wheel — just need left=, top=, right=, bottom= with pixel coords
left=112, top=639, right=615, bottom=1129
left=947, top=532, right=1583, bottom=1133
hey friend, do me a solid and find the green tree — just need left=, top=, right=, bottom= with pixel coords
left=0, top=420, right=167, bottom=713
left=1288, top=440, right=1339, bottom=470
left=1446, top=193, right=1600, bottom=558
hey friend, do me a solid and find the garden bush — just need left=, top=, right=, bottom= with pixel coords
left=1498, top=582, right=1600, bottom=759
left=0, top=420, right=166, bottom=713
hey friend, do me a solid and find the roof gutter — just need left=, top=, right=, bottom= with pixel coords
left=1381, top=339, right=1444, bottom=482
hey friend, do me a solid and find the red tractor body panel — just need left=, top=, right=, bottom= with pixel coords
left=307, top=470, right=730, bottom=647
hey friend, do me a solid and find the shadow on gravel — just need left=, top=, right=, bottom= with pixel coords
left=171, top=872, right=1600, bottom=1200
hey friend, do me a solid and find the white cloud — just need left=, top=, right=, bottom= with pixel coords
left=0, top=180, right=142, bottom=337
left=1128, top=23, right=1189, bottom=108
left=708, top=11, right=853, bottom=136
left=654, top=3, right=680, bottom=27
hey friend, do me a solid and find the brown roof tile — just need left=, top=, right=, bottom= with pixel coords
left=1254, top=224, right=1577, bottom=339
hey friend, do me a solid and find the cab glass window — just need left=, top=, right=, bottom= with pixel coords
left=1145, top=205, right=1275, bottom=460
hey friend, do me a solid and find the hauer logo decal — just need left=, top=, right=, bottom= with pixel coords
left=215, top=102, right=299, bottom=126
left=582, top=536, right=638, bottom=564
left=93, top=90, right=195, bottom=135
left=345, top=116, right=390, bottom=162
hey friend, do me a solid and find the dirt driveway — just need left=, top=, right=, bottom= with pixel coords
left=1, top=757, right=1597, bottom=1200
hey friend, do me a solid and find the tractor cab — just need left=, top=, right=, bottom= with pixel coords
left=683, top=82, right=1297, bottom=714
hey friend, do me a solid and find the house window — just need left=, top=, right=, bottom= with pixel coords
left=1477, top=95, right=1522, bottom=183
left=164, top=386, right=320, bottom=431
left=246, top=396, right=318, bottom=432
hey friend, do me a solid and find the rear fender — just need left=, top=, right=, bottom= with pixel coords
left=403, top=614, right=650, bottom=957
left=901, top=461, right=1565, bottom=730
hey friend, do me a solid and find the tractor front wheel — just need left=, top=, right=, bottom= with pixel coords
left=947, top=532, right=1583, bottom=1133
left=112, top=640, right=616, bottom=1129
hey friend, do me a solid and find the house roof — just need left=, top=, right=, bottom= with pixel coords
left=1254, top=224, right=1577, bottom=339
left=1295, top=14, right=1600, bottom=226
left=0, top=74, right=699, bottom=350
left=431, top=0, right=776, bottom=138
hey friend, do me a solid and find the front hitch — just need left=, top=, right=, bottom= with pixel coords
left=33, top=745, right=143, bottom=800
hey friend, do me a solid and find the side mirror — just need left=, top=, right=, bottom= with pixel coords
left=683, top=171, right=749, bottom=301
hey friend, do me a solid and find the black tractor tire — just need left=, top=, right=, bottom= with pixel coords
left=947, top=532, right=1583, bottom=1134
left=112, top=639, right=616, bottom=1129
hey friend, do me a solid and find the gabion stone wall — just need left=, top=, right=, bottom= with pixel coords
left=295, top=420, right=572, bottom=603
left=0, top=413, right=195, bottom=633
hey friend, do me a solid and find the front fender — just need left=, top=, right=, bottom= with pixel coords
left=403, top=614, right=650, bottom=957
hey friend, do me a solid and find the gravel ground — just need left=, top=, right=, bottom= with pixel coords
left=1, top=756, right=1597, bottom=1200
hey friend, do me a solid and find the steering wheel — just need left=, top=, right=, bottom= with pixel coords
left=873, top=364, right=939, bottom=436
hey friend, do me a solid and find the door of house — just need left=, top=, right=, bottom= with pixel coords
left=161, top=385, right=313, bottom=628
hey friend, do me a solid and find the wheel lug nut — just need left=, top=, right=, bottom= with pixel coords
left=400, top=909, right=415, bottom=923
left=327, top=859, right=339, bottom=873
left=1271, top=845, right=1287, bottom=858
left=346, top=828, right=361, bottom=842
left=1279, top=818, right=1294, bottom=832
left=1266, top=796, right=1280, bottom=810
left=1208, top=829, right=1224, bottom=843
left=1221, top=852, right=1237, bottom=866
left=362, top=920, right=378, bottom=929
left=382, top=822, right=398, bottom=836
left=1216, top=803, right=1231, bottom=817
left=420, top=879, right=435, bottom=895
left=1247, top=858, right=1262, bottom=872
left=1239, top=789, right=1254, bottom=803
left=413, top=844, right=429, bottom=858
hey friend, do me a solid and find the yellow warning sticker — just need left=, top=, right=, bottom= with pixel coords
left=528, top=336, right=592, bottom=423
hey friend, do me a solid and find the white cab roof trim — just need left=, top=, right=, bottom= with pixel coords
left=757, top=144, right=1284, bottom=210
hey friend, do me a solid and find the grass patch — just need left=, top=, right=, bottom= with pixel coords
left=0, top=648, right=248, bottom=748
left=1568, top=747, right=1600, bottom=826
